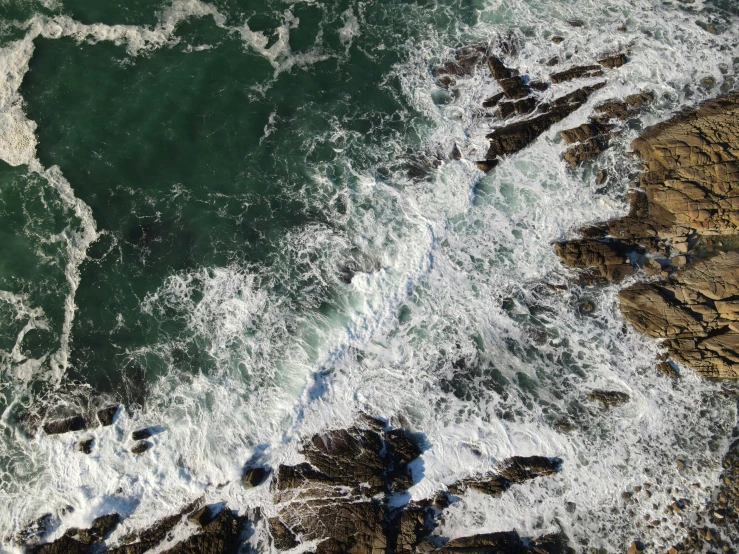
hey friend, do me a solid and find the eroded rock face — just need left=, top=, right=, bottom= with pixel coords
left=42, top=415, right=86, bottom=435
left=555, top=93, right=739, bottom=378
left=620, top=252, right=739, bottom=378
left=269, top=418, right=564, bottom=553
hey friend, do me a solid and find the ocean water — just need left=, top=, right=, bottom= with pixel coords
left=0, top=0, right=737, bottom=551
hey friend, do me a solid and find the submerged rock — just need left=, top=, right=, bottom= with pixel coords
left=28, top=514, right=120, bottom=554
left=587, top=390, right=630, bottom=407
left=269, top=418, right=564, bottom=553
left=78, top=438, right=94, bottom=454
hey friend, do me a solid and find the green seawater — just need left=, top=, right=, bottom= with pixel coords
left=1, top=0, right=738, bottom=549
left=0, top=0, right=472, bottom=397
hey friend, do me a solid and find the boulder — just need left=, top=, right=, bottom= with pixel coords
left=242, top=466, right=269, bottom=488
left=131, top=428, right=152, bottom=441
left=43, top=415, right=86, bottom=435
left=131, top=441, right=151, bottom=455
left=97, top=405, right=120, bottom=426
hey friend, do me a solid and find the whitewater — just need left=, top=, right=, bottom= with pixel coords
left=0, top=0, right=737, bottom=551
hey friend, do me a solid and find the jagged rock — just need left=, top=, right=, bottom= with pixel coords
left=598, top=53, right=628, bottom=69
left=131, top=441, right=151, bottom=454
left=554, top=239, right=638, bottom=282
left=43, top=415, right=86, bottom=435
left=529, top=81, right=549, bottom=92
left=550, top=65, right=603, bottom=84
left=450, top=144, right=462, bottom=160
left=436, top=531, right=565, bottom=553
left=551, top=36, right=564, bottom=44
left=561, top=122, right=613, bottom=144
left=78, top=438, right=94, bottom=454
left=563, top=136, right=611, bottom=166
left=271, top=420, right=563, bottom=553
left=482, top=92, right=505, bottom=108
left=97, top=405, right=120, bottom=426
left=28, top=514, right=120, bottom=554
left=15, top=513, right=53, bottom=547
left=160, top=508, right=246, bottom=554
left=593, top=92, right=654, bottom=123
left=498, top=76, right=529, bottom=100
left=109, top=512, right=187, bottom=554
left=547, top=56, right=560, bottom=67
left=476, top=160, right=498, bottom=172
left=268, top=518, right=300, bottom=550
left=486, top=82, right=605, bottom=159
left=67, top=514, right=120, bottom=545
left=587, top=390, right=630, bottom=407
left=187, top=506, right=214, bottom=528
left=131, top=428, right=152, bottom=441
left=619, top=252, right=739, bottom=378
left=242, top=466, right=269, bottom=487
left=487, top=56, right=514, bottom=80
left=448, top=456, right=562, bottom=496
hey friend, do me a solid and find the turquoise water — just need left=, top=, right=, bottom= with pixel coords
left=0, top=0, right=738, bottom=551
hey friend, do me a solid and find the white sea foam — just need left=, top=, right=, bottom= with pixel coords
left=0, top=0, right=738, bottom=551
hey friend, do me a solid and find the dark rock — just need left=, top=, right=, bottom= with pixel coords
left=43, top=415, right=86, bottom=435
left=597, top=170, right=608, bottom=185
left=15, top=513, right=53, bottom=547
left=564, top=136, right=611, bottom=166
left=568, top=20, right=584, bottom=27
left=475, top=160, right=498, bottom=172
left=487, top=56, right=514, bottom=80
left=560, top=122, right=613, bottom=144
left=499, top=101, right=516, bottom=119
left=547, top=57, right=560, bottom=67
left=65, top=513, right=120, bottom=545
left=268, top=517, right=300, bottom=550
left=498, top=76, right=529, bottom=99
left=131, top=428, right=152, bottom=441
left=551, top=36, right=564, bottom=44
left=242, top=466, right=269, bottom=488
left=587, top=390, right=630, bottom=407
left=482, top=92, right=505, bottom=108
left=529, top=80, right=549, bottom=92
left=188, top=506, right=214, bottom=528
left=28, top=535, right=88, bottom=554
left=131, top=441, right=151, bottom=455
left=550, top=64, right=603, bottom=84
left=486, top=82, right=605, bottom=159
left=97, top=405, right=120, bottom=426
left=159, top=508, right=246, bottom=554
left=598, top=53, right=628, bottom=69
left=448, top=456, right=562, bottom=496
left=78, top=438, right=94, bottom=454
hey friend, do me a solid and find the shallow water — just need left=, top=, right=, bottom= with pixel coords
left=0, top=0, right=737, bottom=551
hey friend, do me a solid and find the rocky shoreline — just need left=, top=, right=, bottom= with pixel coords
left=16, top=42, right=739, bottom=554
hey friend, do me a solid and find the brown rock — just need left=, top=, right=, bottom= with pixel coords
left=78, top=438, right=94, bottom=454
left=242, top=466, right=269, bottom=487
left=587, top=389, right=630, bottom=407
left=598, top=53, right=628, bottom=69
left=551, top=65, right=603, bottom=84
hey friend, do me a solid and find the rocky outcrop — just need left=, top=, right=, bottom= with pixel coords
left=556, top=94, right=739, bottom=378
left=42, top=415, right=86, bottom=435
left=159, top=509, right=246, bottom=554
left=586, top=390, right=630, bottom=407
left=28, top=514, right=120, bottom=554
left=97, top=405, right=120, bottom=426
left=619, top=252, right=739, bottom=378
left=560, top=91, right=653, bottom=167
left=269, top=418, right=564, bottom=553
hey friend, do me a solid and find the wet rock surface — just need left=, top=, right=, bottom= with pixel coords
left=556, top=94, right=739, bottom=378
left=97, top=405, right=120, bottom=426
left=42, top=415, right=86, bottom=435
left=269, top=418, right=565, bottom=553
